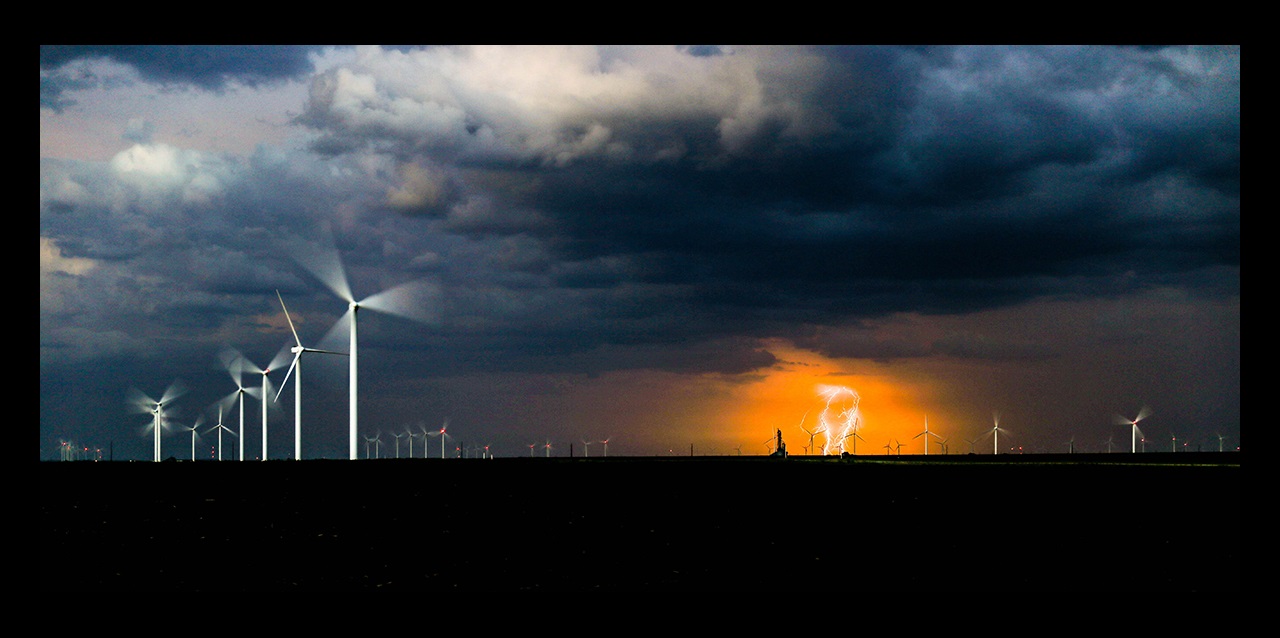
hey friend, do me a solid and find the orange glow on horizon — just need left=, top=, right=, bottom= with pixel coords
left=720, top=339, right=946, bottom=456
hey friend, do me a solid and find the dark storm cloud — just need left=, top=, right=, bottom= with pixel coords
left=291, top=46, right=1237, bottom=330
left=40, top=45, right=325, bottom=111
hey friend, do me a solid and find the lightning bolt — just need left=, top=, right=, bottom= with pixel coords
left=814, top=384, right=861, bottom=455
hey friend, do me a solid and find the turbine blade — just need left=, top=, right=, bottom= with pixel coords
left=304, top=347, right=349, bottom=356
left=277, top=290, right=302, bottom=346
left=162, top=379, right=188, bottom=405
left=275, top=353, right=300, bottom=402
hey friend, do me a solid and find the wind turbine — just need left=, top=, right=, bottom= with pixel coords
left=207, top=404, right=238, bottom=461
left=408, top=425, right=426, bottom=458
left=544, top=439, right=553, bottom=457
left=913, top=415, right=943, bottom=455
left=217, top=348, right=254, bottom=462
left=1114, top=406, right=1151, bottom=454
left=581, top=439, right=593, bottom=457
left=391, top=430, right=406, bottom=458
left=979, top=411, right=1008, bottom=454
left=801, top=423, right=826, bottom=456
left=181, top=414, right=206, bottom=462
left=1217, top=432, right=1227, bottom=452
left=286, top=237, right=441, bottom=460
left=275, top=290, right=348, bottom=461
left=429, top=420, right=452, bottom=459
left=128, top=380, right=187, bottom=462
left=841, top=429, right=865, bottom=455
left=599, top=438, right=611, bottom=457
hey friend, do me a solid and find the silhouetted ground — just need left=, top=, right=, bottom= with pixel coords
left=39, top=453, right=1240, bottom=590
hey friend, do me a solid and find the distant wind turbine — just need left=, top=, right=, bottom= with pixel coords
left=1114, top=406, right=1151, bottom=454
left=913, top=415, right=943, bottom=455
left=128, top=380, right=187, bottom=462
left=181, top=414, right=206, bottom=462
left=581, top=439, right=593, bottom=458
left=599, top=438, right=611, bottom=457
left=217, top=349, right=253, bottom=462
left=207, top=405, right=238, bottom=461
left=979, top=412, right=1009, bottom=455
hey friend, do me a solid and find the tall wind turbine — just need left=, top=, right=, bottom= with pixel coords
left=128, top=380, right=187, bottom=462
left=913, top=415, right=943, bottom=455
left=599, top=438, right=611, bottom=457
left=429, top=420, right=452, bottom=459
left=286, top=237, right=441, bottom=460
left=275, top=290, right=348, bottom=461
left=1114, top=406, right=1151, bottom=454
left=581, top=439, right=593, bottom=457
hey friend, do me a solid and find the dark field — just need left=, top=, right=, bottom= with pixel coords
left=40, top=453, right=1240, bottom=591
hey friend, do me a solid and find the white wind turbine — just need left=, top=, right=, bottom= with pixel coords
left=408, top=425, right=426, bottom=459
left=217, top=348, right=254, bottom=462
left=599, top=437, right=611, bottom=457
left=913, top=415, right=943, bottom=455
left=128, top=380, right=187, bottom=462
left=391, top=430, right=406, bottom=459
left=544, top=439, right=553, bottom=457
left=181, top=414, right=206, bottom=462
left=207, top=404, right=238, bottom=461
left=429, top=420, right=453, bottom=459
left=1113, top=406, right=1151, bottom=454
left=581, top=439, right=593, bottom=457
left=218, top=346, right=286, bottom=462
left=979, top=412, right=1009, bottom=455
left=528, top=443, right=537, bottom=457
left=287, top=237, right=441, bottom=460
left=275, top=290, right=348, bottom=461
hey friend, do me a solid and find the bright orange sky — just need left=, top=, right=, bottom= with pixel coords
left=715, top=338, right=943, bottom=456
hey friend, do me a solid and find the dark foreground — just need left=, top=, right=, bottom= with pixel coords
left=40, top=453, right=1240, bottom=591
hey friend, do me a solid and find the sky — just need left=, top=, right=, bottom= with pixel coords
left=39, top=45, right=1240, bottom=461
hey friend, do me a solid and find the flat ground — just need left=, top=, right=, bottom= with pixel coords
left=39, top=453, right=1241, bottom=590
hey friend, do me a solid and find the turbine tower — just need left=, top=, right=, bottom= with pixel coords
left=275, top=290, right=348, bottom=461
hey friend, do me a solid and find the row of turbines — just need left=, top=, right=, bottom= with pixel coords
left=783, top=405, right=1236, bottom=456
left=125, top=243, right=443, bottom=462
